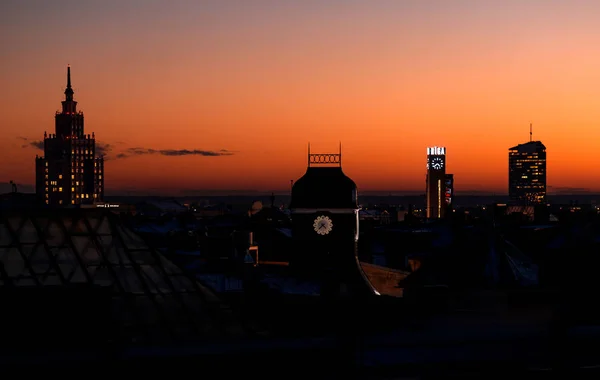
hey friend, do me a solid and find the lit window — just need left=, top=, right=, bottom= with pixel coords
left=93, top=194, right=97, bottom=198
left=71, top=187, right=75, bottom=192
left=45, top=162, right=48, bottom=167
left=99, top=175, right=102, bottom=179
left=76, top=194, right=79, bottom=198
left=46, top=200, right=49, bottom=204
left=58, top=174, right=62, bottom=179
left=58, top=187, right=62, bottom=192
left=45, top=175, right=48, bottom=179
left=45, top=187, right=48, bottom=192
left=76, top=181, right=79, bottom=185
left=71, top=175, right=74, bottom=179
left=59, top=200, right=63, bottom=205
left=86, top=194, right=89, bottom=199
left=72, top=200, right=75, bottom=204
left=45, top=194, right=48, bottom=198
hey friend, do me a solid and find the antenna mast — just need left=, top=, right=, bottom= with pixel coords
left=530, top=123, right=532, bottom=142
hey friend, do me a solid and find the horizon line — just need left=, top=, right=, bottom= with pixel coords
left=102, top=191, right=599, bottom=197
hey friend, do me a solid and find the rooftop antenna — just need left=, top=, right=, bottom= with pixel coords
left=307, top=142, right=311, bottom=166
left=530, top=122, right=532, bottom=142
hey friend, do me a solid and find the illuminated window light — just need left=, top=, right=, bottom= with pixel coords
left=72, top=200, right=75, bottom=204
left=58, top=187, right=62, bottom=192
left=71, top=187, right=75, bottom=191
left=59, top=200, right=63, bottom=205
left=58, top=174, right=62, bottom=179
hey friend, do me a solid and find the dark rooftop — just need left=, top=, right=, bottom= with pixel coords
left=290, top=167, right=358, bottom=209
left=0, top=208, right=248, bottom=351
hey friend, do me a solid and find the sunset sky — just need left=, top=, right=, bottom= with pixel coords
left=1, top=0, right=600, bottom=195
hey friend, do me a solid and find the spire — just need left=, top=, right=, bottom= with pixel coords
left=530, top=122, right=533, bottom=142
left=64, top=64, right=74, bottom=101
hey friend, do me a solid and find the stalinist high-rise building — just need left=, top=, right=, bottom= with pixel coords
left=35, top=66, right=104, bottom=207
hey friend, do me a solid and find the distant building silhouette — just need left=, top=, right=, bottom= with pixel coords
left=426, top=146, right=446, bottom=219
left=508, top=133, right=546, bottom=204
left=35, top=66, right=104, bottom=206
left=444, top=173, right=454, bottom=214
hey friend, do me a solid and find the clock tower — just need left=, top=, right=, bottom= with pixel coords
left=289, top=144, right=377, bottom=298
left=426, top=146, right=447, bottom=219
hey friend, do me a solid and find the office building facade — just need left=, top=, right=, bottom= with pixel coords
left=508, top=141, right=546, bottom=204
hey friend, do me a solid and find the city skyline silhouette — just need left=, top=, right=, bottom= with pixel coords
left=1, top=1, right=600, bottom=195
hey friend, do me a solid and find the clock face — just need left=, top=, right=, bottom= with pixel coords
left=431, top=157, right=444, bottom=170
left=313, top=215, right=333, bottom=235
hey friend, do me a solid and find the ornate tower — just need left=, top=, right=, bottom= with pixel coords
left=289, top=144, right=377, bottom=298
left=35, top=66, right=105, bottom=207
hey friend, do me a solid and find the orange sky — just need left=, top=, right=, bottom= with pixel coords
left=1, top=0, right=600, bottom=194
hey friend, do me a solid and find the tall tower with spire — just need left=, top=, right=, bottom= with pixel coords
left=35, top=66, right=105, bottom=207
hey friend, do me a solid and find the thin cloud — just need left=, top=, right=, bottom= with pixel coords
left=20, top=138, right=112, bottom=156
left=95, top=142, right=112, bottom=156
left=16, top=136, right=43, bottom=149
left=27, top=140, right=44, bottom=150
left=116, top=147, right=234, bottom=159
left=17, top=137, right=233, bottom=160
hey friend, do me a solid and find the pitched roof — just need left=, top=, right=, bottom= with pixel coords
left=0, top=209, right=246, bottom=347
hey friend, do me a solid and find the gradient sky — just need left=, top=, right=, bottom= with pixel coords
left=1, top=0, right=600, bottom=195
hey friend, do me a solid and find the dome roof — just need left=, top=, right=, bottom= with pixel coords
left=290, top=167, right=358, bottom=209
